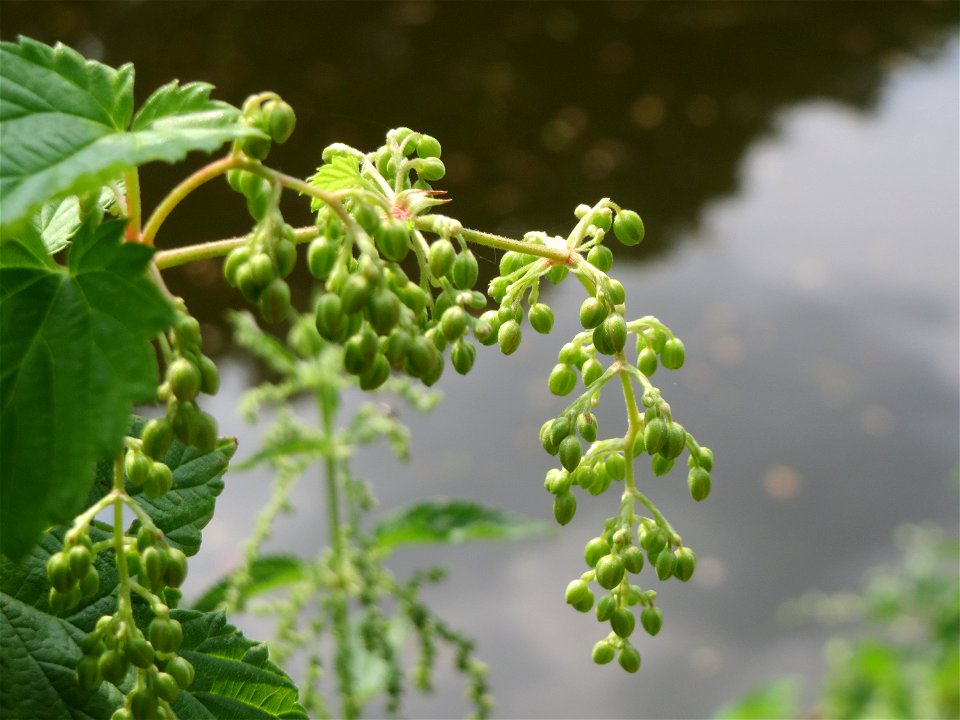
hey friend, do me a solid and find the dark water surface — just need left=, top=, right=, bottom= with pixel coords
left=3, top=3, right=958, bottom=718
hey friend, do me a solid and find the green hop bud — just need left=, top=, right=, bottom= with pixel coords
left=605, top=453, right=626, bottom=481
left=580, top=357, right=604, bottom=386
left=143, top=546, right=168, bottom=591
left=606, top=278, right=626, bottom=305
left=248, top=252, right=275, bottom=288
left=80, top=566, right=100, bottom=597
left=673, top=546, right=696, bottom=582
left=549, top=415, right=573, bottom=447
left=594, top=313, right=627, bottom=355
left=573, top=464, right=598, bottom=492
left=263, top=99, right=296, bottom=143
left=622, top=546, right=645, bottom=574
left=344, top=327, right=379, bottom=376
left=191, top=411, right=218, bottom=454
left=576, top=412, right=598, bottom=442
left=416, top=156, right=446, bottom=182
left=640, top=527, right=667, bottom=559
left=650, top=454, right=673, bottom=477
left=544, top=468, right=572, bottom=494
left=406, top=336, right=439, bottom=379
left=340, top=274, right=374, bottom=315
left=68, top=545, right=93, bottom=579
left=47, top=552, right=76, bottom=593
left=592, top=640, right=616, bottom=665
left=540, top=422, right=560, bottom=456
left=450, top=338, right=477, bottom=375
left=584, top=536, right=612, bottom=568
left=572, top=590, right=595, bottom=613
left=99, top=648, right=131, bottom=685
left=548, top=363, right=578, bottom=397
left=588, top=465, right=612, bottom=496
left=129, top=687, right=158, bottom=720
left=197, top=355, right=220, bottom=396
left=164, top=547, right=188, bottom=588
left=166, top=656, right=195, bottom=689
left=274, top=241, right=297, bottom=282
left=565, top=579, right=591, bottom=606
left=497, top=319, right=521, bottom=355
left=374, top=220, right=409, bottom=262
left=359, top=353, right=391, bottom=390
left=451, top=250, right=479, bottom=290
left=307, top=237, right=338, bottom=280
left=641, top=606, right=663, bottom=636
left=384, top=328, right=412, bottom=368
left=367, top=289, right=401, bottom=335
left=643, top=417, right=667, bottom=456
left=76, top=653, right=102, bottom=690
left=559, top=435, right=583, bottom=473
left=416, top=134, right=442, bottom=158
left=655, top=549, right=677, bottom=580
left=697, top=447, right=715, bottom=472
left=618, top=645, right=642, bottom=673
left=144, top=461, right=174, bottom=499
left=528, top=303, right=554, bottom=334
left=440, top=306, right=469, bottom=341
left=110, top=709, right=133, bottom=720
left=223, top=245, right=251, bottom=287
left=586, top=244, right=614, bottom=272
left=613, top=209, right=645, bottom=246
left=553, top=491, right=577, bottom=526
left=428, top=238, right=456, bottom=278
left=547, top=264, right=569, bottom=284
left=149, top=617, right=183, bottom=654
left=661, top=337, right=685, bottom=370
left=595, top=595, right=616, bottom=622
left=474, top=310, right=500, bottom=345
left=155, top=671, right=181, bottom=703
left=124, top=636, right=155, bottom=669
left=579, top=296, right=608, bottom=329
left=611, top=607, right=636, bottom=638
left=688, top=467, right=711, bottom=502
left=662, top=423, right=686, bottom=460
left=315, top=293, right=345, bottom=341
left=240, top=132, right=271, bottom=161
left=595, top=554, right=626, bottom=590
left=259, top=278, right=291, bottom=324
left=141, top=419, right=173, bottom=460
left=637, top=346, right=658, bottom=376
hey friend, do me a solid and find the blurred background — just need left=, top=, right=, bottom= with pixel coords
left=3, top=2, right=958, bottom=718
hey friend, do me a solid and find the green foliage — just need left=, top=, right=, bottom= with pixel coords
left=0, top=222, right=175, bottom=558
left=373, top=500, right=550, bottom=548
left=717, top=521, right=960, bottom=720
left=0, top=37, right=261, bottom=233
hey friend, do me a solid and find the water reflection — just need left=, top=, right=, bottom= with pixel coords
left=2, top=3, right=957, bottom=718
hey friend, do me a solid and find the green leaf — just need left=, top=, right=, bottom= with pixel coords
left=171, top=610, right=307, bottom=720
left=192, top=555, right=307, bottom=613
left=0, top=37, right=262, bottom=231
left=31, top=196, right=82, bottom=254
left=373, top=499, right=551, bottom=549
left=126, top=420, right=237, bottom=558
left=307, top=155, right=375, bottom=207
left=0, top=221, right=175, bottom=559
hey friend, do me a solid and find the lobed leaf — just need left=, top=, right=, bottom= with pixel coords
left=373, top=499, right=550, bottom=549
left=0, top=221, right=175, bottom=559
left=0, top=37, right=262, bottom=232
